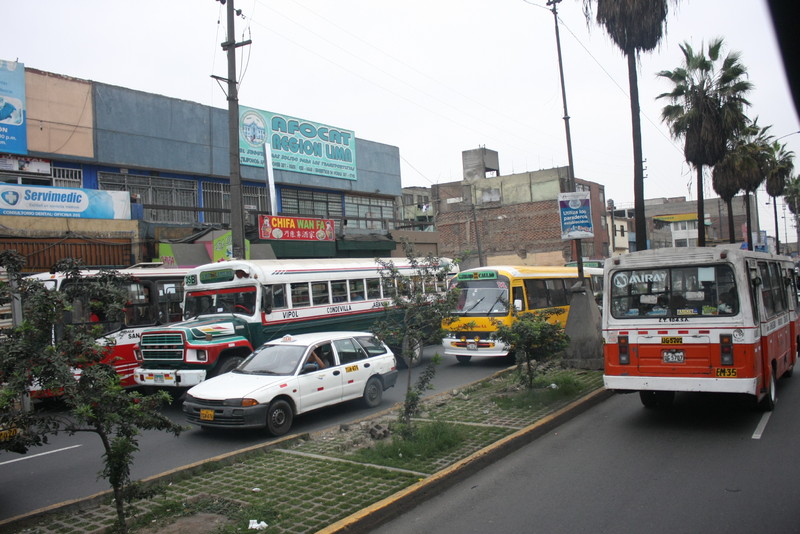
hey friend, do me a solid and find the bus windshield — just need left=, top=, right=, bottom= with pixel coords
left=609, top=264, right=739, bottom=319
left=454, top=279, right=510, bottom=316
left=184, top=287, right=258, bottom=318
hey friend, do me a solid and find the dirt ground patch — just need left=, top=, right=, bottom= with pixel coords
left=136, top=512, right=236, bottom=534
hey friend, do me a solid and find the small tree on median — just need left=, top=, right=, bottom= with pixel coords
left=0, top=253, right=183, bottom=533
left=492, top=308, right=569, bottom=389
left=371, top=245, right=460, bottom=436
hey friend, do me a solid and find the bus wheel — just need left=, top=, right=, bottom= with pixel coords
left=215, top=356, right=244, bottom=376
left=456, top=355, right=472, bottom=365
left=401, top=337, right=423, bottom=368
left=362, top=377, right=383, bottom=408
left=267, top=399, right=293, bottom=436
left=639, top=391, right=674, bottom=409
left=759, top=370, right=777, bottom=411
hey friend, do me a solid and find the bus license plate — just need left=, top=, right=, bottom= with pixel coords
left=467, top=342, right=477, bottom=350
left=662, top=337, right=683, bottom=344
left=154, top=374, right=165, bottom=384
left=200, top=409, right=214, bottom=421
left=662, top=350, right=684, bottom=363
left=715, top=368, right=738, bottom=377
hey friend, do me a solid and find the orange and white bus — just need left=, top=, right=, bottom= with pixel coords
left=603, top=246, right=799, bottom=410
left=28, top=263, right=188, bottom=390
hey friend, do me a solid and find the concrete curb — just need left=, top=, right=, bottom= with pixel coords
left=319, top=387, right=614, bottom=534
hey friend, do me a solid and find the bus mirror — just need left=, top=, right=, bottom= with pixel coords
left=752, top=276, right=762, bottom=287
left=513, top=299, right=523, bottom=311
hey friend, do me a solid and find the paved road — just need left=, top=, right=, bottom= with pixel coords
left=0, top=348, right=507, bottom=521
left=373, top=375, right=800, bottom=534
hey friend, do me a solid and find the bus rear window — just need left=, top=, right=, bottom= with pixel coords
left=610, top=264, right=738, bottom=319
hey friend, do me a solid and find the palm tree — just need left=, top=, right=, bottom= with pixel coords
left=711, top=165, right=740, bottom=244
left=713, top=121, right=771, bottom=250
left=765, top=141, right=795, bottom=253
left=657, top=38, right=752, bottom=247
left=582, top=0, right=674, bottom=251
left=784, top=175, right=800, bottom=251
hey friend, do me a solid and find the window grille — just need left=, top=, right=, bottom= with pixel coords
left=99, top=172, right=198, bottom=224
left=202, top=182, right=271, bottom=224
left=52, top=167, right=83, bottom=188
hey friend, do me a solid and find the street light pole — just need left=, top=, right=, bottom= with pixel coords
left=547, top=0, right=583, bottom=280
left=219, top=0, right=251, bottom=259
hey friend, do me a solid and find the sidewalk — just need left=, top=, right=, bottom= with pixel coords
left=2, top=368, right=609, bottom=534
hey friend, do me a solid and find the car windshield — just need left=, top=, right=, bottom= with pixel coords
left=236, top=344, right=307, bottom=375
left=184, top=288, right=257, bottom=318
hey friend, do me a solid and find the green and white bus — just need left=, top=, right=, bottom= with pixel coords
left=133, top=257, right=455, bottom=388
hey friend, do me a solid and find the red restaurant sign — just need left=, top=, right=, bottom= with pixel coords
left=258, top=215, right=335, bottom=241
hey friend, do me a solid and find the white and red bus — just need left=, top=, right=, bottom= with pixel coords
left=603, top=246, right=799, bottom=410
left=28, top=263, right=188, bottom=390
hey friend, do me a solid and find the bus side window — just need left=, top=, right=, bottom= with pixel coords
left=127, top=282, right=154, bottom=326
left=311, top=281, right=330, bottom=306
left=546, top=279, right=568, bottom=306
left=157, top=281, right=184, bottom=323
left=331, top=280, right=348, bottom=303
left=349, top=279, right=366, bottom=301
left=291, top=282, right=310, bottom=308
left=524, top=279, right=548, bottom=309
left=366, top=278, right=382, bottom=299
left=267, top=284, right=286, bottom=310
left=759, top=262, right=775, bottom=317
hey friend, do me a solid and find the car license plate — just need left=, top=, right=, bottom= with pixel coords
left=467, top=342, right=477, bottom=350
left=662, top=336, right=682, bottom=344
left=662, top=350, right=684, bottom=363
left=200, top=409, right=214, bottom=421
left=715, top=368, right=737, bottom=377
left=154, top=374, right=165, bottom=384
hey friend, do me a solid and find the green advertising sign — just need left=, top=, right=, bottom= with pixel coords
left=239, top=106, right=357, bottom=181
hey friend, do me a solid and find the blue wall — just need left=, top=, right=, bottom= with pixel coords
left=92, top=84, right=401, bottom=196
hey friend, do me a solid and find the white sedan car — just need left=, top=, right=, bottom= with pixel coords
left=182, top=331, right=399, bottom=436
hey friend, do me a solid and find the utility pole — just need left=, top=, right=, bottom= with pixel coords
left=216, top=0, right=251, bottom=259
left=547, top=0, right=583, bottom=281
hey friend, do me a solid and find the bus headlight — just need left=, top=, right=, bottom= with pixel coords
left=197, top=350, right=207, bottom=362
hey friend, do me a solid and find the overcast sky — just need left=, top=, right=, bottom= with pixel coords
left=4, top=0, right=798, bottom=238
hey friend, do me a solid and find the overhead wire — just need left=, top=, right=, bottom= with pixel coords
left=245, top=0, right=559, bottom=155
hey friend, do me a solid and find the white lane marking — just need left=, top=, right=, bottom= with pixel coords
left=0, top=444, right=82, bottom=466
left=752, top=412, right=772, bottom=439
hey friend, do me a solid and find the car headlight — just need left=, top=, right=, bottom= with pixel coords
left=222, top=398, right=260, bottom=407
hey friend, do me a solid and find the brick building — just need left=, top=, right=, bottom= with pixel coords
left=431, top=148, right=607, bottom=269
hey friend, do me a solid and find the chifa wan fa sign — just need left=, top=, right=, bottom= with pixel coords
left=258, top=215, right=335, bottom=241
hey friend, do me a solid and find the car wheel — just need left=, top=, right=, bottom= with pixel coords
left=401, top=336, right=423, bottom=368
left=215, top=356, right=244, bottom=376
left=266, top=399, right=293, bottom=436
left=362, top=376, right=383, bottom=408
